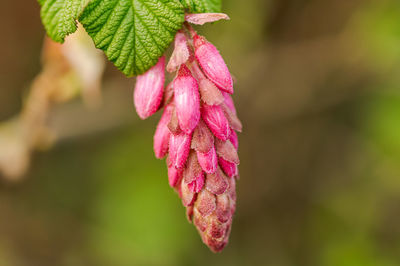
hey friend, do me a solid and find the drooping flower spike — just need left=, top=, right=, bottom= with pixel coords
left=133, top=13, right=241, bottom=253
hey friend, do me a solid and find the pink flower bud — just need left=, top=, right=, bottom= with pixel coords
left=190, top=62, right=224, bottom=106
left=202, top=104, right=230, bottom=141
left=197, top=147, right=218, bottom=174
left=185, top=13, right=230, bottom=25
left=168, top=132, right=191, bottom=169
left=193, top=34, right=233, bottom=94
left=174, top=65, right=200, bottom=134
left=134, top=56, right=165, bottom=119
left=167, top=32, right=190, bottom=73
left=153, top=103, right=173, bottom=159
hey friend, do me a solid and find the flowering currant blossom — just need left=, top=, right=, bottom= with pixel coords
left=133, top=13, right=241, bottom=253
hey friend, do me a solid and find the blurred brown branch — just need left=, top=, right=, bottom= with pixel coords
left=0, top=26, right=105, bottom=180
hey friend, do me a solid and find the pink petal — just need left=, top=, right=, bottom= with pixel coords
left=201, top=104, right=230, bottom=141
left=199, top=79, right=225, bottom=106
left=174, top=65, right=200, bottom=134
left=215, top=139, right=240, bottom=164
left=191, top=120, right=214, bottom=153
left=153, top=104, right=174, bottom=159
left=167, top=32, right=190, bottom=73
left=205, top=168, right=228, bottom=195
left=185, top=13, right=230, bottom=25
left=195, top=189, right=216, bottom=217
left=223, top=92, right=236, bottom=115
left=215, top=194, right=231, bottom=223
left=190, top=62, right=224, bottom=106
left=218, top=157, right=238, bottom=178
left=193, top=34, right=233, bottom=94
left=188, top=173, right=205, bottom=193
left=167, top=164, right=183, bottom=187
left=197, top=147, right=218, bottom=174
left=183, top=151, right=203, bottom=184
left=220, top=102, right=242, bottom=132
left=227, top=177, right=237, bottom=202
left=193, top=208, right=208, bottom=232
left=207, top=217, right=228, bottom=239
left=167, top=107, right=182, bottom=135
left=228, top=129, right=239, bottom=150
left=168, top=132, right=191, bottom=169
left=134, top=56, right=165, bottom=119
left=180, top=180, right=197, bottom=207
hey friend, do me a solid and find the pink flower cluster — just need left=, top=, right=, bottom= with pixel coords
left=133, top=21, right=241, bottom=252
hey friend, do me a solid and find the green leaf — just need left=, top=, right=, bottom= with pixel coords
left=39, top=0, right=88, bottom=43
left=79, top=0, right=185, bottom=76
left=39, top=0, right=224, bottom=76
left=180, top=0, right=222, bottom=13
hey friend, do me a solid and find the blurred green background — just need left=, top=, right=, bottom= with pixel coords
left=1, top=0, right=400, bottom=265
